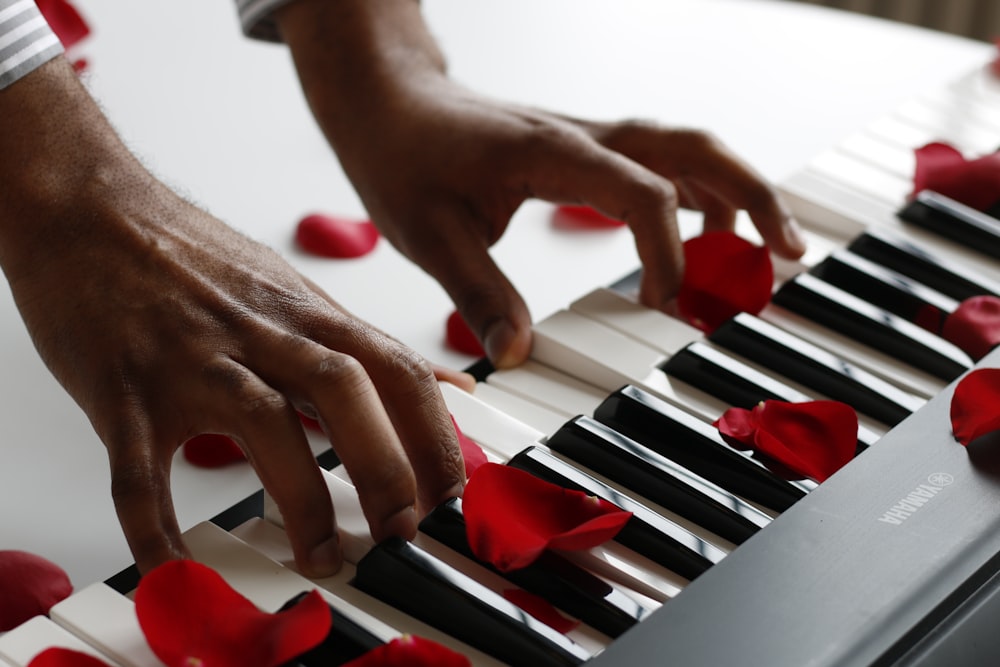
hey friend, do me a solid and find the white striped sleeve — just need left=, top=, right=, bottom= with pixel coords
left=0, top=0, right=62, bottom=90
left=235, top=0, right=295, bottom=42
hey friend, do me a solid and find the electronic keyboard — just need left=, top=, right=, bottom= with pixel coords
left=3, top=56, right=1000, bottom=667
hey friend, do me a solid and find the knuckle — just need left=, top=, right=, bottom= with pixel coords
left=307, top=351, right=372, bottom=396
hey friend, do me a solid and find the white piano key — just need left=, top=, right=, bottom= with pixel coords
left=838, top=131, right=915, bottom=180
left=780, top=169, right=1000, bottom=283
left=0, top=616, right=118, bottom=667
left=487, top=360, right=606, bottom=421
left=531, top=309, right=731, bottom=422
left=48, top=584, right=163, bottom=667
left=472, top=381, right=572, bottom=435
left=891, top=98, right=1000, bottom=154
left=807, top=150, right=911, bottom=207
left=917, top=87, right=1000, bottom=135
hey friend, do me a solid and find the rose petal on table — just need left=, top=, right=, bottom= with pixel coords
left=677, top=231, right=774, bottom=333
left=0, top=551, right=73, bottom=631
left=27, top=648, right=112, bottom=667
left=343, top=634, right=471, bottom=667
left=950, top=368, right=1000, bottom=446
left=35, top=0, right=90, bottom=49
left=941, top=296, right=1000, bottom=361
left=450, top=415, right=488, bottom=479
left=715, top=400, right=857, bottom=482
left=295, top=214, right=380, bottom=259
left=551, top=205, right=626, bottom=230
left=463, top=463, right=632, bottom=572
left=912, top=142, right=1000, bottom=212
left=445, top=310, right=485, bottom=357
left=182, top=434, right=246, bottom=468
left=502, top=589, right=581, bottom=634
left=135, top=560, right=331, bottom=667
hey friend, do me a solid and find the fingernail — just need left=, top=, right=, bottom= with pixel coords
left=784, top=218, right=807, bottom=253
left=380, top=506, right=418, bottom=542
left=484, top=319, right=530, bottom=369
left=306, top=534, right=342, bottom=578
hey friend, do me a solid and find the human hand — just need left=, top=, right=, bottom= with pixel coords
left=278, top=0, right=806, bottom=368
left=0, top=58, right=465, bottom=577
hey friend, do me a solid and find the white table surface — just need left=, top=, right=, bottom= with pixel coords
left=0, top=0, right=990, bottom=589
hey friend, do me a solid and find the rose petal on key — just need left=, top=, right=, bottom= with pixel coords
left=295, top=214, right=380, bottom=259
left=950, top=368, right=1000, bottom=446
left=552, top=205, right=626, bottom=230
left=450, top=415, right=488, bottom=479
left=992, top=39, right=1000, bottom=78
left=35, top=0, right=90, bottom=49
left=0, top=551, right=73, bottom=631
left=677, top=231, right=774, bottom=333
left=27, top=648, right=112, bottom=667
left=502, top=589, right=581, bottom=634
left=941, top=296, right=1000, bottom=361
left=463, top=463, right=632, bottom=572
left=715, top=400, right=857, bottom=482
left=135, top=560, right=331, bottom=667
left=298, top=412, right=324, bottom=433
left=343, top=634, right=471, bottom=667
left=445, top=310, right=485, bottom=357
left=912, top=142, right=1000, bottom=212
left=182, top=434, right=246, bottom=468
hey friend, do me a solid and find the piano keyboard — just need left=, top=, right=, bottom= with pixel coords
left=5, top=59, right=1000, bottom=667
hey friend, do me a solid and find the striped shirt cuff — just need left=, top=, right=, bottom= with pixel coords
left=235, top=0, right=295, bottom=42
left=0, top=0, right=63, bottom=90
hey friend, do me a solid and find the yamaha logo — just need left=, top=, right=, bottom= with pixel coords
left=877, top=473, right=953, bottom=525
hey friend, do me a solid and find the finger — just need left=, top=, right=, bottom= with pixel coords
left=104, top=409, right=188, bottom=575
left=515, top=124, right=685, bottom=311
left=405, top=211, right=534, bottom=368
left=198, top=359, right=341, bottom=578
left=282, top=284, right=466, bottom=513
left=684, top=182, right=738, bottom=234
left=432, top=363, right=477, bottom=393
left=587, top=122, right=807, bottom=260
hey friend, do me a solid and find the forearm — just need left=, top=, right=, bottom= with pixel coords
left=274, top=0, right=447, bottom=158
left=0, top=58, right=158, bottom=285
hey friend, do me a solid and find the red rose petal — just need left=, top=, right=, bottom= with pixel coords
left=552, top=205, right=626, bottom=230
left=35, top=0, right=90, bottom=49
left=27, top=648, right=112, bottom=667
left=992, top=39, right=1000, bottom=78
left=677, top=231, right=774, bottom=333
left=941, top=296, right=1000, bottom=361
left=950, top=368, right=1000, bottom=446
left=295, top=214, right=379, bottom=259
left=0, top=551, right=73, bottom=631
left=715, top=400, right=857, bottom=482
left=298, top=412, right=324, bottom=433
left=502, top=589, right=580, bottom=634
left=450, top=414, right=488, bottom=478
left=182, top=434, right=246, bottom=468
left=135, top=560, right=331, bottom=667
left=445, top=310, right=485, bottom=357
left=463, top=463, right=632, bottom=572
left=343, top=634, right=471, bottom=667
left=912, top=142, right=1000, bottom=212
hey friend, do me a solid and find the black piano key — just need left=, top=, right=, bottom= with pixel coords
left=419, top=497, right=650, bottom=639
left=810, top=250, right=958, bottom=327
left=709, top=313, right=922, bottom=426
left=279, top=593, right=384, bottom=666
left=507, top=446, right=725, bottom=580
left=593, top=384, right=813, bottom=513
left=545, top=416, right=770, bottom=545
left=659, top=341, right=878, bottom=450
left=353, top=538, right=590, bottom=667
left=848, top=228, right=1000, bottom=302
left=898, top=190, right=1000, bottom=259
left=772, top=272, right=973, bottom=381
